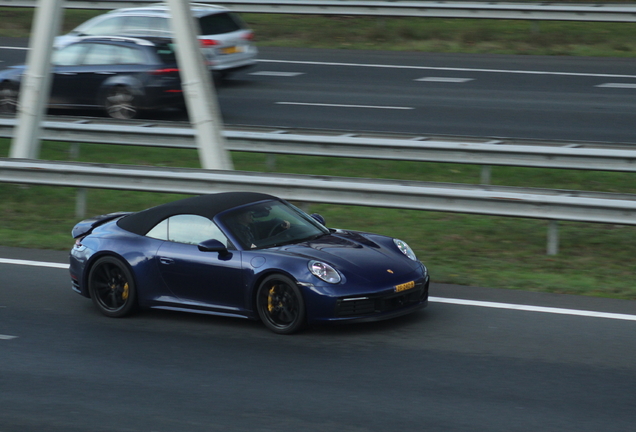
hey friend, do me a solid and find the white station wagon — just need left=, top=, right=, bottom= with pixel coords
left=54, top=3, right=258, bottom=77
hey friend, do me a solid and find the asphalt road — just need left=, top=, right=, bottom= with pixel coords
left=2, top=40, right=636, bottom=431
left=222, top=47, right=636, bottom=142
left=2, top=39, right=636, bottom=142
left=1, top=246, right=635, bottom=432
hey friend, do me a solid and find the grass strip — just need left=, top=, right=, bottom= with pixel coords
left=1, top=139, right=635, bottom=300
left=1, top=7, right=636, bottom=57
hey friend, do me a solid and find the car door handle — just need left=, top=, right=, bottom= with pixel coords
left=159, top=257, right=175, bottom=265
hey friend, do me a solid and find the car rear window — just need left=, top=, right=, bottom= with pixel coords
left=197, top=12, right=245, bottom=35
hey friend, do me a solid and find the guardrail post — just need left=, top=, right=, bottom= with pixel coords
left=547, top=220, right=559, bottom=255
left=480, top=165, right=492, bottom=185
left=76, top=188, right=87, bottom=219
left=266, top=154, right=277, bottom=171
left=69, top=142, right=80, bottom=159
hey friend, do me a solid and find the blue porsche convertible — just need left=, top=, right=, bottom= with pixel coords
left=69, top=192, right=429, bottom=334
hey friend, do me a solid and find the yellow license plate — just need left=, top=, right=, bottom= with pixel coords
left=395, top=281, right=415, bottom=292
left=221, top=46, right=241, bottom=54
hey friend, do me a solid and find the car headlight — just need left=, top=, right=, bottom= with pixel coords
left=394, top=239, right=417, bottom=261
left=308, top=260, right=341, bottom=284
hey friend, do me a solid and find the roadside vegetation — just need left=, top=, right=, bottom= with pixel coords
left=1, top=6, right=636, bottom=57
left=1, top=139, right=636, bottom=300
left=1, top=5, right=636, bottom=299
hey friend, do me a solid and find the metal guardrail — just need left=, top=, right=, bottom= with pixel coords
left=2, top=157, right=636, bottom=226
left=2, top=0, right=636, bottom=22
left=2, top=118, right=636, bottom=175
left=2, top=117, right=636, bottom=254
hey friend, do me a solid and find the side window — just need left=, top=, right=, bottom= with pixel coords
left=147, top=215, right=228, bottom=246
left=146, top=219, right=168, bottom=240
left=82, top=16, right=125, bottom=36
left=121, top=15, right=153, bottom=35
left=156, top=17, right=171, bottom=34
left=118, top=16, right=170, bottom=37
left=82, top=43, right=119, bottom=65
left=118, top=46, right=146, bottom=65
left=52, top=44, right=89, bottom=66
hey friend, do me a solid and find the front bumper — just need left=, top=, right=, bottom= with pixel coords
left=307, top=273, right=430, bottom=324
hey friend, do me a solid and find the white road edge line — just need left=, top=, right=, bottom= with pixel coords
left=259, top=59, right=636, bottom=79
left=596, top=83, right=636, bottom=89
left=0, top=334, right=18, bottom=340
left=0, top=257, right=69, bottom=269
left=250, top=71, right=304, bottom=77
left=416, top=77, right=474, bottom=83
left=430, top=296, right=636, bottom=322
left=1, top=258, right=633, bottom=322
left=277, top=102, right=414, bottom=110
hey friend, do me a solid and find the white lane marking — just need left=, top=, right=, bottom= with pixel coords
left=430, top=297, right=636, bottom=322
left=596, top=83, right=636, bottom=89
left=0, top=257, right=69, bottom=269
left=1, top=257, right=633, bottom=322
left=276, top=102, right=414, bottom=110
left=259, top=59, right=636, bottom=79
left=416, top=77, right=474, bottom=83
left=0, top=334, right=18, bottom=340
left=250, top=71, right=304, bottom=77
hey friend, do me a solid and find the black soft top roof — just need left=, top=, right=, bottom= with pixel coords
left=117, top=191, right=277, bottom=235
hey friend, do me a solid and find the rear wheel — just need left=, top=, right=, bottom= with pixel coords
left=256, top=274, right=306, bottom=335
left=88, top=256, right=137, bottom=318
left=0, top=82, right=19, bottom=114
left=104, top=86, right=138, bottom=119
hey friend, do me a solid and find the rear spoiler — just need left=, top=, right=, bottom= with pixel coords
left=71, top=212, right=131, bottom=239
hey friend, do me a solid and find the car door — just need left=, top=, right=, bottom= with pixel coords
left=50, top=43, right=91, bottom=106
left=51, top=42, right=120, bottom=107
left=151, top=215, right=248, bottom=313
left=73, top=43, right=123, bottom=106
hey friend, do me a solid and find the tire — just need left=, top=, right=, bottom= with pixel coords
left=0, top=82, right=19, bottom=114
left=88, top=256, right=138, bottom=318
left=104, top=86, right=138, bottom=119
left=256, top=274, right=306, bottom=335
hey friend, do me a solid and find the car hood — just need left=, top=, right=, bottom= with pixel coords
left=279, top=230, right=419, bottom=284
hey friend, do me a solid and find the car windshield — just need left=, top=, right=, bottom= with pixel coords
left=218, top=200, right=329, bottom=250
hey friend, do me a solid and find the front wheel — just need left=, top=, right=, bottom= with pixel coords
left=88, top=256, right=137, bottom=318
left=104, top=86, right=138, bottom=119
left=256, top=274, right=306, bottom=335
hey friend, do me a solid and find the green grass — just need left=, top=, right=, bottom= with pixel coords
left=2, top=7, right=636, bottom=57
left=2, top=139, right=636, bottom=300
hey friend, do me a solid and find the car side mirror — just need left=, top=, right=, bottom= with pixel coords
left=310, top=213, right=326, bottom=226
left=198, top=239, right=231, bottom=258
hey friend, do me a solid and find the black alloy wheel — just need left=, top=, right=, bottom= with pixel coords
left=88, top=256, right=138, bottom=318
left=0, top=82, right=19, bottom=114
left=256, top=274, right=306, bottom=335
left=104, top=86, right=138, bottom=119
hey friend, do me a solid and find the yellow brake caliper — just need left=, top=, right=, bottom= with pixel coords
left=122, top=282, right=129, bottom=300
left=268, top=286, right=276, bottom=312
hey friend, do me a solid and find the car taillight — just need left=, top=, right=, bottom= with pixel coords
left=242, top=32, right=254, bottom=41
left=200, top=39, right=219, bottom=47
left=150, top=68, right=180, bottom=75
